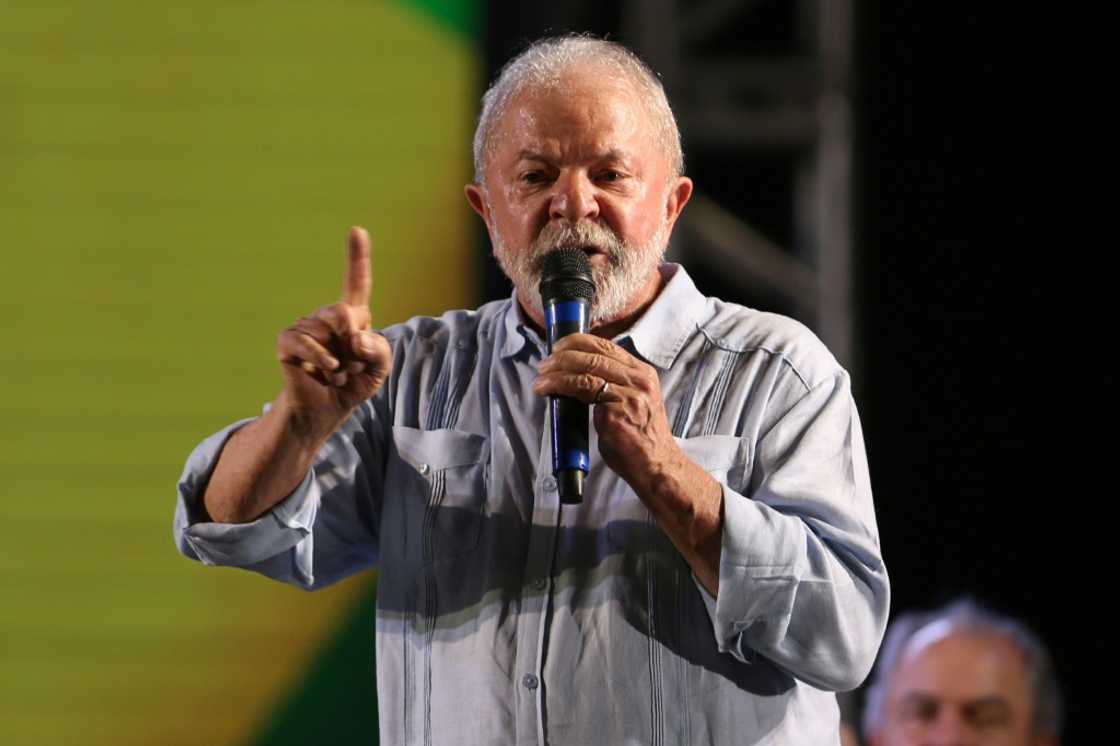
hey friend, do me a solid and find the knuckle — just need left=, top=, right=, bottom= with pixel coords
left=314, top=304, right=344, bottom=329
left=373, top=338, right=394, bottom=367
left=330, top=301, right=352, bottom=323
left=599, top=407, right=624, bottom=428
left=278, top=327, right=307, bottom=354
left=335, top=302, right=361, bottom=327
left=362, top=331, right=385, bottom=357
left=302, top=318, right=333, bottom=341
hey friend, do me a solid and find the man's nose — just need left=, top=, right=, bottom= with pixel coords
left=549, top=170, right=599, bottom=222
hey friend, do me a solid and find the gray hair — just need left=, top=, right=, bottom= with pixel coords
left=861, top=598, right=1063, bottom=740
left=471, top=34, right=684, bottom=185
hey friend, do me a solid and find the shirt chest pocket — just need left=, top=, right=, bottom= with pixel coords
left=391, top=425, right=490, bottom=562
left=607, top=434, right=752, bottom=550
left=678, top=433, right=752, bottom=487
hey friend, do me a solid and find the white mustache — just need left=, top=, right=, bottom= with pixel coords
left=529, top=222, right=624, bottom=272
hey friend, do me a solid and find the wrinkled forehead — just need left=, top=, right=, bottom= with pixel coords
left=497, top=65, right=661, bottom=148
left=509, top=75, right=644, bottom=129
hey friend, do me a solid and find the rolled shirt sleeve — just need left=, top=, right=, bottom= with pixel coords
left=692, top=372, right=889, bottom=691
left=172, top=404, right=383, bottom=591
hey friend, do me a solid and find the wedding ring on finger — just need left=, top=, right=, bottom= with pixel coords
left=594, top=380, right=610, bottom=404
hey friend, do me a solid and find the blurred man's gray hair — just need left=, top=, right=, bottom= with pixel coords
left=861, top=598, right=1063, bottom=741
left=471, top=34, right=684, bottom=185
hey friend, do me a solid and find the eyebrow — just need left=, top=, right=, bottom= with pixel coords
left=900, top=692, right=936, bottom=708
left=900, top=692, right=1014, bottom=715
left=964, top=696, right=1013, bottom=713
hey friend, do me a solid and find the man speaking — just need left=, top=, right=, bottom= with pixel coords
left=174, top=35, right=889, bottom=745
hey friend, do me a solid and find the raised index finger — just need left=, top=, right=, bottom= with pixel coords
left=343, top=226, right=371, bottom=308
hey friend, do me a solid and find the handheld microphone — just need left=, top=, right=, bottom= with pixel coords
left=539, top=248, right=596, bottom=504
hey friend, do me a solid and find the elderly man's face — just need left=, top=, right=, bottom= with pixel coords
left=466, top=68, right=692, bottom=327
left=872, top=631, right=1052, bottom=746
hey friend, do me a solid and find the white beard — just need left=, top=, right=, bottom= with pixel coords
left=491, top=218, right=667, bottom=326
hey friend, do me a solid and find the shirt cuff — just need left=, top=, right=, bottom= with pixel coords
left=691, top=481, right=801, bottom=665
left=172, top=418, right=319, bottom=581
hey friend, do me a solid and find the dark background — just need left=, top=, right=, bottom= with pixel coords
left=479, top=2, right=1081, bottom=740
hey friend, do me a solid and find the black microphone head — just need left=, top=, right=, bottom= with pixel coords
left=539, top=248, right=596, bottom=306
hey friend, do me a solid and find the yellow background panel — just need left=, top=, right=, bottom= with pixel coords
left=0, top=1, right=477, bottom=744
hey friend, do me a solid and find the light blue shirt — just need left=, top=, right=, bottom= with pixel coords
left=174, top=264, right=889, bottom=745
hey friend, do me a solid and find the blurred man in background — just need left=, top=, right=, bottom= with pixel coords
left=862, top=599, right=1063, bottom=746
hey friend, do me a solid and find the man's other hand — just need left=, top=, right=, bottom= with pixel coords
left=532, top=334, right=680, bottom=496
left=532, top=333, right=724, bottom=594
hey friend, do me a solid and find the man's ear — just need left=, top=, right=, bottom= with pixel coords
left=663, top=176, right=693, bottom=233
left=465, top=183, right=489, bottom=224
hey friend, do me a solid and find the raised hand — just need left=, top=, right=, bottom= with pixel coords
left=200, top=227, right=393, bottom=524
left=275, top=226, right=393, bottom=440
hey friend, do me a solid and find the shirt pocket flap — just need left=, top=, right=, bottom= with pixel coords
left=392, top=426, right=489, bottom=471
left=390, top=426, right=490, bottom=561
left=675, top=434, right=752, bottom=492
left=675, top=434, right=749, bottom=474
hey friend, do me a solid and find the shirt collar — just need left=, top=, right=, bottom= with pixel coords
left=615, top=263, right=707, bottom=370
left=500, top=291, right=545, bottom=360
left=499, top=263, right=708, bottom=369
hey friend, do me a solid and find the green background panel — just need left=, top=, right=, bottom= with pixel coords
left=0, top=1, right=478, bottom=744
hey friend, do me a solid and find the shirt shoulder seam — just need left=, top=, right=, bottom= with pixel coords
left=694, top=324, right=813, bottom=393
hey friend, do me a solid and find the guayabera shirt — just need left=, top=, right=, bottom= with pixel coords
left=174, top=264, right=889, bottom=746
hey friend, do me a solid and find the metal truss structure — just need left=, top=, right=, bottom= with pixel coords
left=622, top=0, right=856, bottom=371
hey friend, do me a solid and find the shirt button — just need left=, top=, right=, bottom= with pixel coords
left=530, top=578, right=546, bottom=591
left=542, top=476, right=557, bottom=492
left=418, top=463, right=430, bottom=475
left=522, top=674, right=539, bottom=690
